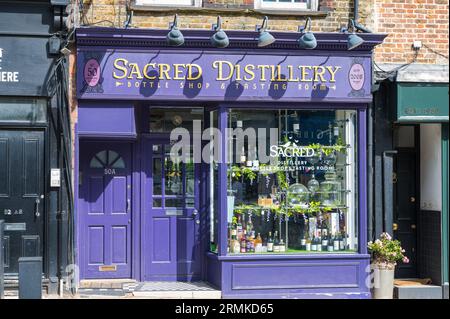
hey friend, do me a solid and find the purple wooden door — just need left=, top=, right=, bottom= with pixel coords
left=79, top=142, right=132, bottom=279
left=143, top=136, right=202, bottom=281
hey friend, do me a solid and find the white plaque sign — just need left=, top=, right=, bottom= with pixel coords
left=50, top=168, right=61, bottom=187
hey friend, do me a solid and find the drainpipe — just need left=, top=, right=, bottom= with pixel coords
left=354, top=0, right=359, bottom=22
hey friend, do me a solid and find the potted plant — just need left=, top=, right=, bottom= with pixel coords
left=368, top=233, right=409, bottom=299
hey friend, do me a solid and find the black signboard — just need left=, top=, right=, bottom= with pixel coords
left=0, top=36, right=55, bottom=96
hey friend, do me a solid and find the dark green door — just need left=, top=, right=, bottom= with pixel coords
left=394, top=148, right=418, bottom=278
left=0, top=130, right=45, bottom=274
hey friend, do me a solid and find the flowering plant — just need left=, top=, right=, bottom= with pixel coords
left=368, top=233, right=409, bottom=269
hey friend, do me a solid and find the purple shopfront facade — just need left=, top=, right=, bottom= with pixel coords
left=75, top=27, right=385, bottom=298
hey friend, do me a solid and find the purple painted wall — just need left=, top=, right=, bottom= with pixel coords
left=77, top=50, right=372, bottom=103
left=74, top=28, right=385, bottom=297
left=78, top=102, right=136, bottom=138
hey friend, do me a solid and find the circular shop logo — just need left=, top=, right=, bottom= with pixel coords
left=348, top=63, right=365, bottom=91
left=84, top=59, right=101, bottom=87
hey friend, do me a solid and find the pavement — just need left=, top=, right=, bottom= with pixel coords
left=3, top=280, right=222, bottom=299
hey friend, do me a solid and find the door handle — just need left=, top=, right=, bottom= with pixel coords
left=34, top=198, right=40, bottom=218
left=411, top=224, right=416, bottom=230
left=410, top=197, right=416, bottom=203
left=393, top=223, right=398, bottom=231
left=127, top=199, right=131, bottom=212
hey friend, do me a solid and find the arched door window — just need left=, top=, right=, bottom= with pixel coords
left=89, top=150, right=125, bottom=169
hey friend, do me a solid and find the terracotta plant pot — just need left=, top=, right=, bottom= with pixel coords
left=371, top=263, right=395, bottom=299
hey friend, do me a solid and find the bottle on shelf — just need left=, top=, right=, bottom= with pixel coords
left=267, top=232, right=274, bottom=252
left=333, top=233, right=340, bottom=251
left=316, top=232, right=323, bottom=252
left=240, top=230, right=247, bottom=253
left=231, top=232, right=240, bottom=254
left=236, top=215, right=243, bottom=240
left=250, top=232, right=256, bottom=252
left=279, top=239, right=286, bottom=253
left=273, top=231, right=280, bottom=253
left=229, top=225, right=237, bottom=253
left=338, top=232, right=345, bottom=251
left=246, top=232, right=254, bottom=253
left=321, top=227, right=328, bottom=251
left=300, top=232, right=307, bottom=249
left=345, top=233, right=349, bottom=250
left=327, top=234, right=334, bottom=252
left=311, top=235, right=317, bottom=251
left=305, top=237, right=311, bottom=251
left=254, top=233, right=263, bottom=253
left=246, top=216, right=253, bottom=235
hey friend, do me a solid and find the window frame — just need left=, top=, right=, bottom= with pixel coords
left=219, top=107, right=361, bottom=256
left=134, top=0, right=202, bottom=8
left=254, top=0, right=319, bottom=11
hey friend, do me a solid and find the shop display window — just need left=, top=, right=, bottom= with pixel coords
left=225, top=109, right=359, bottom=254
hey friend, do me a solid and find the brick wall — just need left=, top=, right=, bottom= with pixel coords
left=69, top=0, right=448, bottom=131
left=373, top=0, right=449, bottom=65
left=76, top=0, right=448, bottom=64
left=69, top=0, right=374, bottom=129
left=79, top=0, right=371, bottom=33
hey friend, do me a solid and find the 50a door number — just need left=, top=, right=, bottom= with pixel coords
left=3, top=209, right=23, bottom=215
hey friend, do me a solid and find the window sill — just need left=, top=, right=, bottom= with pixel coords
left=207, top=251, right=369, bottom=261
left=129, top=4, right=329, bottom=18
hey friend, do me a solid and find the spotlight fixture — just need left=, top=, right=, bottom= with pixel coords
left=210, top=16, right=229, bottom=48
left=298, top=17, right=317, bottom=50
left=256, top=16, right=275, bottom=47
left=354, top=21, right=372, bottom=33
left=346, top=19, right=364, bottom=50
left=48, top=35, right=61, bottom=55
left=166, top=14, right=184, bottom=47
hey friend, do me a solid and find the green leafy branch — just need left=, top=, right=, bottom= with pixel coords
left=308, top=142, right=348, bottom=156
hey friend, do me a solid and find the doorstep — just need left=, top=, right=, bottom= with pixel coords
left=76, top=280, right=221, bottom=299
left=394, top=279, right=443, bottom=299
left=130, top=281, right=221, bottom=299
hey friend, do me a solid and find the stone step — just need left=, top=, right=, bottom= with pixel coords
left=394, top=284, right=443, bottom=299
left=131, top=290, right=221, bottom=299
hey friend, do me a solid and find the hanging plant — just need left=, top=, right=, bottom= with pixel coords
left=308, top=142, right=348, bottom=157
left=241, top=167, right=257, bottom=184
left=228, top=165, right=242, bottom=181
left=276, top=170, right=289, bottom=191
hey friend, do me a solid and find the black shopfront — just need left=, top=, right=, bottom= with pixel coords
left=0, top=0, right=73, bottom=294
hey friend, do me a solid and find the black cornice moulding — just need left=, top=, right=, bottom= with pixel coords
left=76, top=27, right=387, bottom=52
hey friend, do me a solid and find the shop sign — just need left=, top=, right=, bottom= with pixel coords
left=270, top=142, right=315, bottom=158
left=77, top=50, right=371, bottom=102
left=0, top=37, right=54, bottom=96
left=0, top=48, right=20, bottom=83
left=266, top=142, right=337, bottom=173
left=396, top=82, right=449, bottom=122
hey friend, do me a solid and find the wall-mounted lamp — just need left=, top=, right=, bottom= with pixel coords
left=346, top=19, right=364, bottom=50
left=298, top=18, right=317, bottom=50
left=256, top=16, right=275, bottom=47
left=210, top=16, right=229, bottom=48
left=166, top=14, right=184, bottom=47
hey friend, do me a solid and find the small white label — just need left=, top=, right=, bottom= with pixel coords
left=50, top=169, right=61, bottom=187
